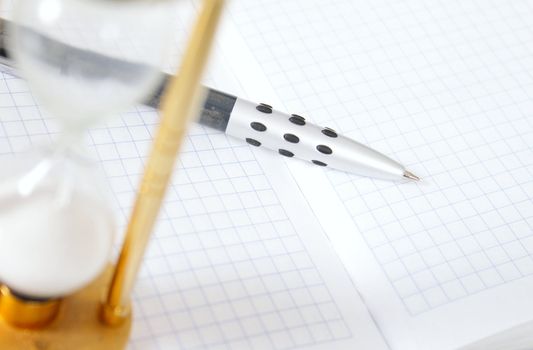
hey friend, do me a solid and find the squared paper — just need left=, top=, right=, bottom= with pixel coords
left=226, top=0, right=533, bottom=348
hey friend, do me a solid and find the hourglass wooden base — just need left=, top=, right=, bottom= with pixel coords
left=0, top=265, right=131, bottom=350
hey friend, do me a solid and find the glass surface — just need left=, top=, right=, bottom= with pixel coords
left=0, top=150, right=116, bottom=297
left=0, top=0, right=176, bottom=298
left=10, top=0, right=175, bottom=130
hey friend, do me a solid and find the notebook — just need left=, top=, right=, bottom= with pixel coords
left=225, top=0, right=533, bottom=349
left=0, top=0, right=532, bottom=349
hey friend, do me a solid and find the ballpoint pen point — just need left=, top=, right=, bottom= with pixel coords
left=403, top=170, right=420, bottom=181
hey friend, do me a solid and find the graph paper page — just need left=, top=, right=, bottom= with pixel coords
left=225, top=0, right=533, bottom=349
left=0, top=2, right=390, bottom=350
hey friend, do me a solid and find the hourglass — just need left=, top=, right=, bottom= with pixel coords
left=0, top=0, right=224, bottom=348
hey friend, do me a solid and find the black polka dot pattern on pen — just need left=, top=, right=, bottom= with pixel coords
left=289, top=114, right=306, bottom=126
left=322, top=127, right=338, bottom=138
left=317, top=145, right=333, bottom=154
left=246, top=138, right=261, bottom=147
left=279, top=149, right=294, bottom=157
left=312, top=160, right=327, bottom=166
left=250, top=121, right=267, bottom=132
left=283, top=133, right=300, bottom=143
left=256, top=103, right=273, bottom=114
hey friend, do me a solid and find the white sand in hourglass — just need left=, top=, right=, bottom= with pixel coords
left=0, top=168, right=115, bottom=298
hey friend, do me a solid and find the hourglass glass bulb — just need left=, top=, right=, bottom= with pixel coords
left=0, top=0, right=176, bottom=299
left=10, top=0, right=174, bottom=130
left=0, top=156, right=115, bottom=298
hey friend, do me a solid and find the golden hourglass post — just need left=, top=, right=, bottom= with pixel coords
left=101, top=0, right=225, bottom=326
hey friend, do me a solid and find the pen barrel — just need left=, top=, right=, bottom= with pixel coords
left=226, top=98, right=405, bottom=180
left=0, top=20, right=406, bottom=181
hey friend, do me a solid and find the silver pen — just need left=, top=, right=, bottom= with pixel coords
left=0, top=18, right=419, bottom=181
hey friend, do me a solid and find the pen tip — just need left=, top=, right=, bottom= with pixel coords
left=403, top=170, right=420, bottom=181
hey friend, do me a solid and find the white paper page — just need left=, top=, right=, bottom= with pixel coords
left=0, top=2, right=389, bottom=349
left=224, top=0, right=533, bottom=349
